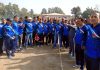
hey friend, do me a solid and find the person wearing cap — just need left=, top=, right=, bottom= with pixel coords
left=25, top=17, right=33, bottom=48
left=0, top=18, right=6, bottom=55
left=12, top=16, right=19, bottom=51
left=3, top=18, right=16, bottom=59
left=82, top=14, right=100, bottom=70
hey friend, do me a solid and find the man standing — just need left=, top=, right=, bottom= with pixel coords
left=18, top=17, right=24, bottom=50
left=36, top=18, right=44, bottom=47
left=0, top=18, right=6, bottom=55
left=32, top=17, right=38, bottom=45
left=83, top=14, right=100, bottom=70
left=25, top=17, right=33, bottom=48
left=73, top=18, right=85, bottom=70
left=12, top=16, right=19, bottom=51
left=58, top=18, right=64, bottom=48
left=63, top=20, right=69, bottom=48
left=3, top=18, right=16, bottom=59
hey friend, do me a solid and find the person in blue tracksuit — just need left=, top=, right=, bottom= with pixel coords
left=46, top=20, right=51, bottom=45
left=36, top=18, right=44, bottom=47
left=58, top=18, right=64, bottom=48
left=3, top=18, right=16, bottom=59
left=18, top=17, right=24, bottom=50
left=22, top=16, right=29, bottom=46
left=53, top=19, right=60, bottom=48
left=63, top=20, right=69, bottom=48
left=43, top=19, right=49, bottom=45
left=12, top=16, right=19, bottom=51
left=0, top=18, right=6, bottom=55
left=32, top=17, right=38, bottom=45
left=82, top=14, right=100, bottom=70
left=25, top=17, right=33, bottom=48
left=49, top=18, right=55, bottom=44
left=74, top=18, right=85, bottom=70
left=47, top=20, right=52, bottom=44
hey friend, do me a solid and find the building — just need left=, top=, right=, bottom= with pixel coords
left=40, top=13, right=72, bottom=20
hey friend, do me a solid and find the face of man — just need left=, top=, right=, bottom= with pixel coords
left=65, top=20, right=68, bottom=24
left=62, top=18, right=65, bottom=23
left=56, top=19, right=59, bottom=24
left=90, top=14, right=98, bottom=25
left=76, top=19, right=83, bottom=27
left=33, top=18, right=37, bottom=22
left=19, top=18, right=23, bottom=22
left=50, top=18, right=53, bottom=23
left=44, top=19, right=47, bottom=23
left=7, top=21, right=12, bottom=25
left=2, top=19, right=6, bottom=24
left=14, top=16, right=19, bottom=22
left=39, top=18, right=42, bottom=23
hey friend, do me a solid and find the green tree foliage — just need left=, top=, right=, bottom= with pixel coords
left=82, top=8, right=97, bottom=19
left=0, top=2, right=34, bottom=18
left=71, top=6, right=81, bottom=18
left=41, top=8, right=47, bottom=14
left=47, top=7, right=64, bottom=14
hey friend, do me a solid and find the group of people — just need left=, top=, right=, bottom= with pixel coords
left=0, top=13, right=100, bottom=70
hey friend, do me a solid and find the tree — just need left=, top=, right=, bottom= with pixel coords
left=20, top=8, right=28, bottom=17
left=41, top=8, right=47, bottom=14
left=53, top=7, right=64, bottom=14
left=5, top=3, right=14, bottom=18
left=0, top=3, right=5, bottom=17
left=12, top=4, right=20, bottom=16
left=0, top=2, right=35, bottom=18
left=29, top=9, right=34, bottom=17
left=82, top=8, right=96, bottom=19
left=71, top=6, right=81, bottom=18
left=48, top=7, right=64, bottom=14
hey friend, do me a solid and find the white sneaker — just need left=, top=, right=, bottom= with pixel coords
left=8, top=55, right=12, bottom=59
left=73, top=65, right=80, bottom=68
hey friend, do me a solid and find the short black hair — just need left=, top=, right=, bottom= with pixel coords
left=78, top=17, right=84, bottom=22
left=19, top=17, right=23, bottom=20
left=24, top=16, right=28, bottom=19
left=6, top=18, right=12, bottom=22
left=33, top=17, right=36, bottom=19
left=14, top=15, right=18, bottom=18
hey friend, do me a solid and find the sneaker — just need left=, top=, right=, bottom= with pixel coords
left=73, top=65, right=80, bottom=68
left=8, top=55, right=12, bottom=59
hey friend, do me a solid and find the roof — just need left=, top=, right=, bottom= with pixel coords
left=41, top=13, right=65, bottom=16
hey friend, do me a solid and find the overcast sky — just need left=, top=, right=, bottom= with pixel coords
left=0, top=0, right=100, bottom=15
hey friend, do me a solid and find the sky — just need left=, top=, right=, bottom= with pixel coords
left=0, top=0, right=100, bottom=15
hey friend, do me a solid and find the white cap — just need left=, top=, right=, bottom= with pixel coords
left=28, top=17, right=32, bottom=19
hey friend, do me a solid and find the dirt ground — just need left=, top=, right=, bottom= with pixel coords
left=0, top=45, right=86, bottom=70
